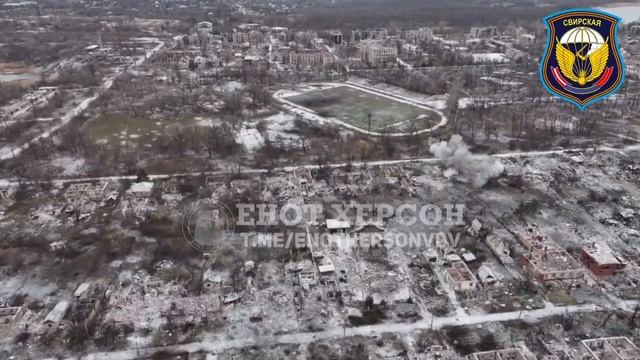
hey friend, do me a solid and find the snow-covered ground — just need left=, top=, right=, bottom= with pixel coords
left=472, top=53, right=509, bottom=63
left=236, top=127, right=265, bottom=152
left=213, top=80, right=244, bottom=93
left=480, top=76, right=523, bottom=86
left=3, top=142, right=640, bottom=188
left=51, top=156, right=86, bottom=176
left=0, top=38, right=166, bottom=161
left=56, top=299, right=639, bottom=360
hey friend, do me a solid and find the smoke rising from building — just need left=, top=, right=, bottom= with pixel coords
left=429, top=135, right=504, bottom=187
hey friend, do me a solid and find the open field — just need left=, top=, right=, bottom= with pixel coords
left=81, top=114, right=202, bottom=147
left=284, top=84, right=444, bottom=135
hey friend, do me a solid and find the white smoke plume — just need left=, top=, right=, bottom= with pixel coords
left=429, top=135, right=504, bottom=187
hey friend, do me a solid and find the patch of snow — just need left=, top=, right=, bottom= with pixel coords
left=236, top=127, right=265, bottom=152
left=52, top=156, right=86, bottom=176
left=472, top=53, right=509, bottom=63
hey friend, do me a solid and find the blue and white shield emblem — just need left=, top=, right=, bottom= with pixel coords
left=540, top=9, right=625, bottom=109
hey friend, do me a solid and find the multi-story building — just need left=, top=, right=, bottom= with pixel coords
left=504, top=26, right=526, bottom=38
left=361, top=42, right=398, bottom=67
left=152, top=50, right=197, bottom=65
left=470, top=26, right=498, bottom=38
left=273, top=46, right=292, bottom=63
left=352, top=29, right=389, bottom=42
left=400, top=27, right=434, bottom=44
left=294, top=31, right=318, bottom=44
left=330, top=30, right=343, bottom=45
left=229, top=30, right=263, bottom=45
left=521, top=235, right=585, bottom=282
left=289, top=49, right=333, bottom=66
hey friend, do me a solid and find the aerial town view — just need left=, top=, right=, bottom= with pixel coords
left=1, top=0, right=640, bottom=359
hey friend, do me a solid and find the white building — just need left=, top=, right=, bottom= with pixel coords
left=361, top=42, right=398, bottom=67
left=289, top=50, right=333, bottom=67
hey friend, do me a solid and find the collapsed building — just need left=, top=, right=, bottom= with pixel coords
left=466, top=348, right=526, bottom=360
left=70, top=282, right=108, bottom=333
left=444, top=261, right=478, bottom=292
left=0, top=304, right=26, bottom=328
left=1, top=87, right=58, bottom=121
left=64, top=181, right=116, bottom=206
left=580, top=337, right=640, bottom=360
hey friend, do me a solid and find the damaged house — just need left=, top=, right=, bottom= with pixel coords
left=521, top=236, right=584, bottom=282
left=444, top=261, right=478, bottom=292
left=580, top=243, right=627, bottom=277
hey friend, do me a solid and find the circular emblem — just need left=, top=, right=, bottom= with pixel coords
left=182, top=199, right=235, bottom=253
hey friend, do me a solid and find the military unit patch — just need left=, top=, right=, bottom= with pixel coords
left=540, top=9, right=625, bottom=109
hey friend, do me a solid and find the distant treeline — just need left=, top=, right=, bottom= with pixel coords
left=265, top=0, right=613, bottom=31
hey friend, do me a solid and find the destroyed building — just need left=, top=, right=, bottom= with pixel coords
left=466, top=348, right=527, bottom=360
left=580, top=244, right=627, bottom=277
left=521, top=236, right=584, bottom=282
left=580, top=337, right=640, bottom=360
left=444, top=261, right=478, bottom=292
left=42, top=301, right=70, bottom=334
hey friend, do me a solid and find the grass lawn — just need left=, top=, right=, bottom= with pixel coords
left=82, top=114, right=201, bottom=147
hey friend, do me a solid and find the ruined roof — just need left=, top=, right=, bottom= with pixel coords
left=44, top=301, right=70, bottom=324
left=74, top=282, right=91, bottom=298
left=478, top=264, right=502, bottom=284
left=446, top=261, right=475, bottom=283
left=582, top=337, right=640, bottom=360
left=583, top=244, right=625, bottom=266
left=466, top=348, right=526, bottom=360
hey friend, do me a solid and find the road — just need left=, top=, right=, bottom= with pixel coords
left=0, top=38, right=167, bottom=161
left=1, top=141, right=639, bottom=188
left=58, top=300, right=639, bottom=360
